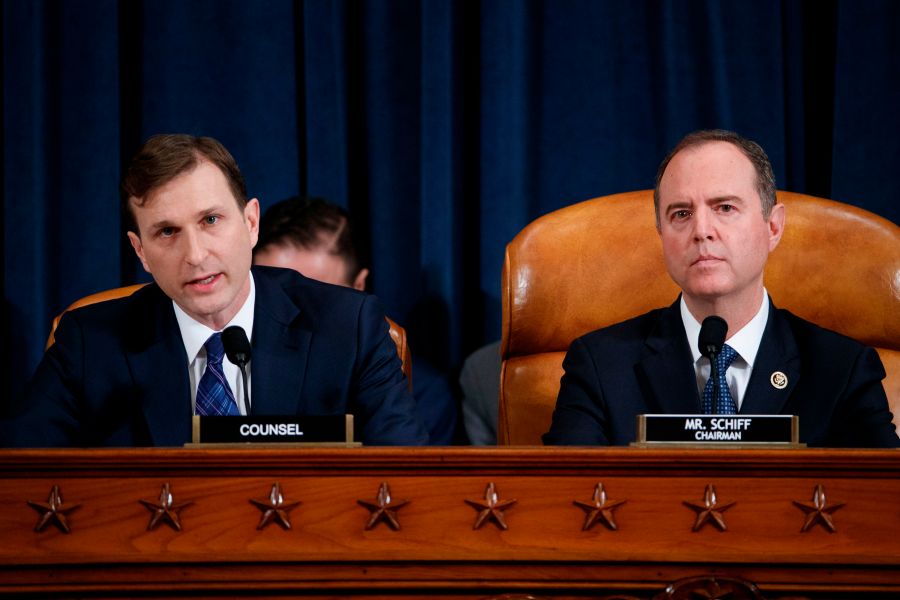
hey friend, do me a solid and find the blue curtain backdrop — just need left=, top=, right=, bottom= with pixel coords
left=3, top=0, right=899, bottom=404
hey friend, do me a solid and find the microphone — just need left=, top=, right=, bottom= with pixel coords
left=222, top=325, right=252, bottom=415
left=698, top=316, right=728, bottom=413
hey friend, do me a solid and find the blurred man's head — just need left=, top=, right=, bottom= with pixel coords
left=254, top=197, right=368, bottom=290
left=122, top=134, right=259, bottom=331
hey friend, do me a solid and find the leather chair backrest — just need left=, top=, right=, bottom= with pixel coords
left=499, top=190, right=900, bottom=445
left=46, top=284, right=414, bottom=387
left=384, top=317, right=413, bottom=389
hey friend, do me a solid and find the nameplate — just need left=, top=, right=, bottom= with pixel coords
left=190, top=415, right=356, bottom=445
left=635, top=414, right=801, bottom=446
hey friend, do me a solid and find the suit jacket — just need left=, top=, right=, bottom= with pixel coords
left=411, top=359, right=459, bottom=445
left=543, top=299, right=899, bottom=448
left=459, top=340, right=501, bottom=445
left=8, top=266, right=428, bottom=447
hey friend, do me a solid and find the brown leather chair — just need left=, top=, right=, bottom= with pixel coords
left=499, top=190, right=900, bottom=445
left=46, top=284, right=414, bottom=387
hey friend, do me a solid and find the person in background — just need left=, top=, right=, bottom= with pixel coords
left=459, top=340, right=501, bottom=445
left=254, top=196, right=459, bottom=444
left=544, top=129, right=898, bottom=448
left=7, top=135, right=427, bottom=447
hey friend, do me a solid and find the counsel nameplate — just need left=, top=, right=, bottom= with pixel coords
left=635, top=414, right=800, bottom=446
left=190, top=415, right=356, bottom=445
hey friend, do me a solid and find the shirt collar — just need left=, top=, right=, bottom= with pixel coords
left=680, top=291, right=770, bottom=367
left=174, top=273, right=257, bottom=363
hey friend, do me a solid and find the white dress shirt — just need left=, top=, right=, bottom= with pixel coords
left=174, top=274, right=256, bottom=415
left=680, top=292, right=769, bottom=411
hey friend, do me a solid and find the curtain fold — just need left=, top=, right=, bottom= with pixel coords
left=4, top=0, right=899, bottom=403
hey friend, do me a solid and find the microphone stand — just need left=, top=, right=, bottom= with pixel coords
left=708, top=347, right=721, bottom=413
left=699, top=316, right=728, bottom=415
left=222, top=325, right=252, bottom=416
left=237, top=363, right=250, bottom=416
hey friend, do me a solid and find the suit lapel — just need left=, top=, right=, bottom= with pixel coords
left=125, top=285, right=192, bottom=446
left=249, top=270, right=310, bottom=416
left=637, top=301, right=702, bottom=414
left=740, top=303, right=800, bottom=414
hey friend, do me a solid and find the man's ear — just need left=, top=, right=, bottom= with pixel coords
left=767, top=202, right=786, bottom=252
left=127, top=231, right=151, bottom=273
left=244, top=198, right=261, bottom=248
left=352, top=268, right=369, bottom=291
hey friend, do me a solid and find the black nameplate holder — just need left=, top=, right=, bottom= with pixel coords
left=189, top=415, right=359, bottom=447
left=634, top=414, right=801, bottom=447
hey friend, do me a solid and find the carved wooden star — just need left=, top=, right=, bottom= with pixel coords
left=139, top=482, right=192, bottom=531
left=573, top=482, right=626, bottom=531
left=683, top=483, right=735, bottom=532
left=357, top=482, right=408, bottom=530
left=793, top=484, right=845, bottom=533
left=249, top=481, right=301, bottom=530
left=465, top=482, right=517, bottom=530
left=27, top=485, right=80, bottom=533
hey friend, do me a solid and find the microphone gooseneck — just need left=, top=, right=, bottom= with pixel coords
left=222, top=325, right=252, bottom=415
left=698, top=316, right=728, bottom=413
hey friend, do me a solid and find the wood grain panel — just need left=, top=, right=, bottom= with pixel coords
left=0, top=447, right=898, bottom=598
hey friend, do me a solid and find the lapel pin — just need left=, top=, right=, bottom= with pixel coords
left=770, top=371, right=788, bottom=390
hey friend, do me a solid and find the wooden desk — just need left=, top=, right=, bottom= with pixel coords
left=1, top=447, right=898, bottom=598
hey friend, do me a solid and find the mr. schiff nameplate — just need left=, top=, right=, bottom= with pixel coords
left=191, top=415, right=356, bottom=446
left=635, top=414, right=800, bottom=446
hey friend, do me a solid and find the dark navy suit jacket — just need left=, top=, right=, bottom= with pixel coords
left=8, top=266, right=428, bottom=447
left=544, top=299, right=899, bottom=448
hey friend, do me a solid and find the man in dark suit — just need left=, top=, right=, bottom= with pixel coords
left=8, top=134, right=428, bottom=446
left=544, top=129, right=898, bottom=448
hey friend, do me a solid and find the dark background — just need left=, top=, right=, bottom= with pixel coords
left=3, top=0, right=899, bottom=404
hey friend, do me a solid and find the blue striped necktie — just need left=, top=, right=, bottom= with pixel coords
left=702, top=343, right=738, bottom=414
left=196, top=332, right=239, bottom=416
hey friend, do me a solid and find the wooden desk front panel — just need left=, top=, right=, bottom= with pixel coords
left=0, top=448, right=898, bottom=598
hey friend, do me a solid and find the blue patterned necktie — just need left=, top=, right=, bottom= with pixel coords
left=702, top=343, right=738, bottom=414
left=195, top=332, right=239, bottom=416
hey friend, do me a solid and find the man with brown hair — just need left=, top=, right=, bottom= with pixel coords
left=545, top=129, right=898, bottom=448
left=253, top=197, right=369, bottom=290
left=10, top=134, right=428, bottom=446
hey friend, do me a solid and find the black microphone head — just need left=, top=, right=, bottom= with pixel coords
left=698, top=316, right=728, bottom=358
left=222, top=325, right=252, bottom=366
